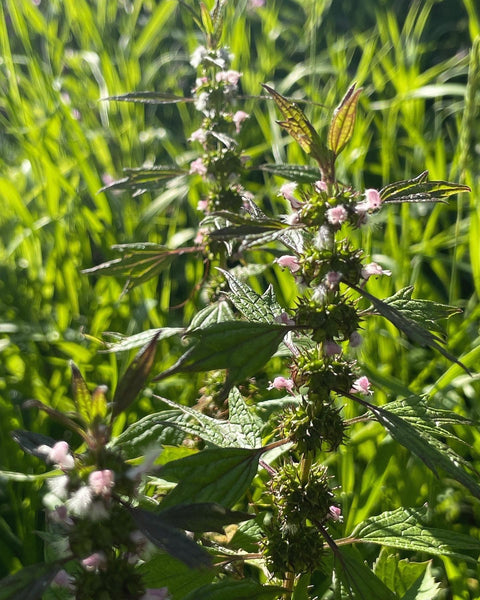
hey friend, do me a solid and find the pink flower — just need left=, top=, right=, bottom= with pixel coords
left=350, top=376, right=372, bottom=395
left=275, top=255, right=300, bottom=273
left=52, top=569, right=75, bottom=591
left=215, top=70, right=242, bottom=85
left=189, top=128, right=207, bottom=144
left=325, top=271, right=342, bottom=289
left=314, top=180, right=328, bottom=193
left=233, top=110, right=249, bottom=133
left=328, top=505, right=343, bottom=522
left=88, top=469, right=114, bottom=496
left=324, top=340, right=342, bottom=356
left=81, top=551, right=107, bottom=571
left=349, top=331, right=362, bottom=348
left=189, top=158, right=208, bottom=177
left=268, top=376, right=295, bottom=395
left=355, top=188, right=382, bottom=213
left=275, top=311, right=296, bottom=326
left=278, top=182, right=302, bottom=209
left=248, top=0, right=265, bottom=7
left=197, top=199, right=208, bottom=212
left=37, top=441, right=75, bottom=470
left=361, top=262, right=392, bottom=280
left=326, top=205, right=348, bottom=226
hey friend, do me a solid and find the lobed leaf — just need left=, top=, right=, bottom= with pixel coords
left=401, top=563, right=441, bottom=600
left=380, top=171, right=470, bottom=204
left=220, top=269, right=282, bottom=323
left=351, top=283, right=469, bottom=373
left=327, top=83, right=362, bottom=157
left=187, top=301, right=235, bottom=331
left=350, top=506, right=480, bottom=562
left=366, top=400, right=480, bottom=497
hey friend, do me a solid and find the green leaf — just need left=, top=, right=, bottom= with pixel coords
left=327, top=83, right=362, bottom=156
left=380, top=171, right=470, bottom=204
left=183, top=580, right=287, bottom=600
left=10, top=430, right=56, bottom=461
left=350, top=506, right=480, bottom=562
left=137, top=553, right=214, bottom=600
left=101, top=327, right=184, bottom=353
left=220, top=269, right=281, bottom=323
left=82, top=244, right=195, bottom=293
left=352, top=283, right=469, bottom=373
left=110, top=409, right=188, bottom=458
left=262, top=84, right=332, bottom=178
left=158, top=447, right=261, bottom=508
left=335, top=546, right=398, bottom=600
left=154, top=321, right=289, bottom=393
left=401, top=563, right=441, bottom=600
left=98, top=166, right=187, bottom=194
left=111, top=332, right=159, bottom=420
left=156, top=502, right=252, bottom=533
left=366, top=400, right=480, bottom=497
left=187, top=301, right=235, bottom=330
left=154, top=388, right=262, bottom=448
left=0, top=563, right=61, bottom=600
left=374, top=548, right=431, bottom=597
left=104, top=91, right=190, bottom=104
left=382, top=287, right=461, bottom=336
left=259, top=163, right=322, bottom=183
left=70, top=362, right=92, bottom=425
left=129, top=506, right=212, bottom=569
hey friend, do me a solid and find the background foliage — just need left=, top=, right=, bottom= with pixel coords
left=1, top=0, right=480, bottom=597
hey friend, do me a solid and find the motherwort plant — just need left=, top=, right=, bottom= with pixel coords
left=3, top=3, right=479, bottom=600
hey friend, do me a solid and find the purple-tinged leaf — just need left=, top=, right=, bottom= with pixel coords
left=327, top=83, right=362, bottom=157
left=111, top=332, right=159, bottom=420
left=380, top=171, right=470, bottom=204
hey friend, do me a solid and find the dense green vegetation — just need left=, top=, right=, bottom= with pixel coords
left=1, top=0, right=480, bottom=598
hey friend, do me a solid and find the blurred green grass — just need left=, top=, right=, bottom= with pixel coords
left=1, top=0, right=480, bottom=594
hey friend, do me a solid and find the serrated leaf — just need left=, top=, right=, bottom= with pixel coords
left=153, top=391, right=261, bottom=448
left=228, top=387, right=263, bottom=448
left=129, top=506, right=212, bottom=569
left=111, top=332, right=159, bottom=420
left=70, top=362, right=92, bottom=425
left=101, top=327, right=184, bottom=353
left=335, top=546, right=398, bottom=600
left=380, top=171, right=470, bottom=204
left=208, top=222, right=284, bottom=241
left=187, top=301, right=235, bottom=331
left=350, top=506, right=480, bottom=562
left=0, top=562, right=61, bottom=600
left=327, top=83, right=362, bottom=156
left=352, top=283, right=469, bottom=373
left=138, top=553, right=215, bottom=600
left=104, top=91, right=191, bottom=104
left=220, top=269, right=281, bottom=323
left=82, top=244, right=195, bottom=293
left=262, top=84, right=332, bottom=178
left=259, top=163, right=322, bottom=183
left=183, top=579, right=287, bottom=600
left=98, top=166, right=186, bottom=194
left=156, top=502, right=252, bottom=533
left=153, top=321, right=289, bottom=393
left=401, top=563, right=441, bottom=600
left=383, top=287, right=461, bottom=336
left=158, top=447, right=261, bottom=509
left=366, top=400, right=480, bottom=497
left=110, top=409, right=188, bottom=458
